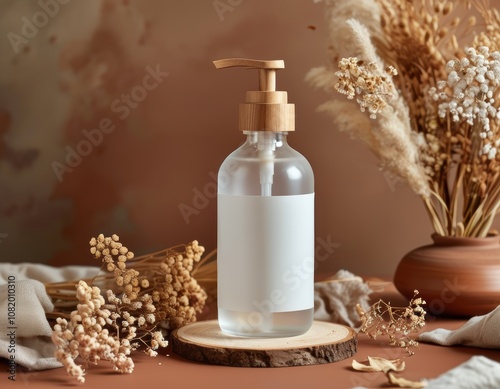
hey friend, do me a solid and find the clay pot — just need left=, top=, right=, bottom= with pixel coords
left=394, top=233, right=500, bottom=317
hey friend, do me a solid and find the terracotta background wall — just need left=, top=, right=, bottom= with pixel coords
left=0, top=0, right=490, bottom=277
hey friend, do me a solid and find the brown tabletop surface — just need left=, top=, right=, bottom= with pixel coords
left=2, top=280, right=499, bottom=388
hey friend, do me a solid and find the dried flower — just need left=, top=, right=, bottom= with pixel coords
left=431, top=46, right=500, bottom=159
left=356, top=290, right=426, bottom=355
left=334, top=57, right=398, bottom=119
left=50, top=234, right=209, bottom=383
left=52, top=281, right=137, bottom=383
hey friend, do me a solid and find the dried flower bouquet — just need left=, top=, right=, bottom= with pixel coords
left=46, top=234, right=216, bottom=383
left=308, top=0, right=500, bottom=237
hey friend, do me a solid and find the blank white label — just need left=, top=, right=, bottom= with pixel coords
left=217, top=193, right=314, bottom=313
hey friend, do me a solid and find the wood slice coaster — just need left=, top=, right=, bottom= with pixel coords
left=171, top=320, right=357, bottom=367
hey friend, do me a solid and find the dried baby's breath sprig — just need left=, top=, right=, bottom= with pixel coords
left=49, top=234, right=211, bottom=383
left=51, top=280, right=140, bottom=383
left=356, top=290, right=426, bottom=355
left=431, top=46, right=500, bottom=152
left=87, top=234, right=208, bottom=330
left=335, top=57, right=398, bottom=119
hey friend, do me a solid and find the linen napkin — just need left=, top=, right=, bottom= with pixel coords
left=314, top=269, right=373, bottom=328
left=0, top=263, right=100, bottom=370
left=425, top=355, right=500, bottom=388
left=418, top=305, right=500, bottom=348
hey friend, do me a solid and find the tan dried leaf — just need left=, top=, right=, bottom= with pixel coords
left=387, top=372, right=427, bottom=388
left=369, top=356, right=406, bottom=372
left=352, top=357, right=405, bottom=372
left=352, top=359, right=379, bottom=372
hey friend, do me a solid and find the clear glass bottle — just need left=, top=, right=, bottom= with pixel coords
left=214, top=58, right=315, bottom=337
left=217, top=131, right=314, bottom=337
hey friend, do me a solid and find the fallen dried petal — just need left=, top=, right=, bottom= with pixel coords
left=352, top=359, right=379, bottom=372
left=387, top=372, right=427, bottom=388
left=352, top=357, right=405, bottom=372
left=369, top=356, right=406, bottom=372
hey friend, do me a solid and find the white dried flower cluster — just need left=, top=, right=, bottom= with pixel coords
left=52, top=280, right=137, bottom=383
left=154, top=240, right=207, bottom=330
left=430, top=46, right=500, bottom=160
left=356, top=290, right=426, bottom=356
left=52, top=234, right=206, bottom=383
left=334, top=57, right=398, bottom=119
left=89, top=234, right=145, bottom=302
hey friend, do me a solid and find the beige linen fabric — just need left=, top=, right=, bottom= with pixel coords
left=419, top=305, right=500, bottom=348
left=0, top=263, right=99, bottom=370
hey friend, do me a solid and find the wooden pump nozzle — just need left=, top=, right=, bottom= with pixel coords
left=213, top=58, right=295, bottom=132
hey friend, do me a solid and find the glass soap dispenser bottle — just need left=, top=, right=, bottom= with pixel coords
left=213, top=58, right=314, bottom=337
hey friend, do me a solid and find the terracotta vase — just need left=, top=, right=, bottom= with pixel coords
left=393, top=233, right=500, bottom=317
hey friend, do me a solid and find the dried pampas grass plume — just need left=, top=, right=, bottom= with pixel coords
left=306, top=15, right=430, bottom=197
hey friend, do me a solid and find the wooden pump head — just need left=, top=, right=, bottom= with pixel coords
left=213, top=58, right=295, bottom=132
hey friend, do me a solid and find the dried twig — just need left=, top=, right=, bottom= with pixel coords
left=356, top=290, right=426, bottom=355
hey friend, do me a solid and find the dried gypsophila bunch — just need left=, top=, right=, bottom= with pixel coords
left=91, top=233, right=207, bottom=330
left=51, top=234, right=207, bottom=383
left=335, top=57, right=398, bottom=119
left=356, top=290, right=426, bottom=355
left=47, top=238, right=216, bottom=319
left=51, top=280, right=155, bottom=383
left=431, top=46, right=500, bottom=157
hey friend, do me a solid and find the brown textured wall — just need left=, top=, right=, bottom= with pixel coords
left=1, top=0, right=492, bottom=277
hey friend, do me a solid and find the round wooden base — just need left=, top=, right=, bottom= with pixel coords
left=171, top=320, right=357, bottom=367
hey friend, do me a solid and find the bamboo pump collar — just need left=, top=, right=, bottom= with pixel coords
left=213, top=58, right=295, bottom=132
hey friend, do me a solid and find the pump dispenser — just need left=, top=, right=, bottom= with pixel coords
left=214, top=58, right=314, bottom=337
